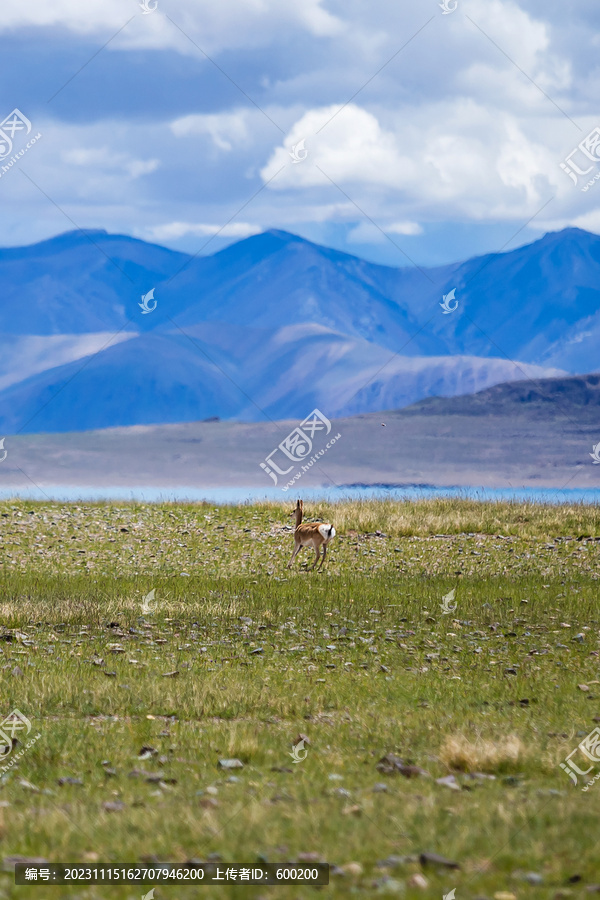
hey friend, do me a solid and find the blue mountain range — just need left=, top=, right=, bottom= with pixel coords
left=0, top=225, right=597, bottom=433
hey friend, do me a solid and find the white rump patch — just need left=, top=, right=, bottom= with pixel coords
left=318, top=524, right=335, bottom=540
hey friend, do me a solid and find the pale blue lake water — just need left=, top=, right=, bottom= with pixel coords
left=1, top=484, right=600, bottom=505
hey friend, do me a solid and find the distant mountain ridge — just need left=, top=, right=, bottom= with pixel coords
left=404, top=372, right=600, bottom=416
left=0, top=225, right=598, bottom=433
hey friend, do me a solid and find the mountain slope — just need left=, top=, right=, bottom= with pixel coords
left=0, top=321, right=564, bottom=433
left=404, top=372, right=600, bottom=416
left=0, top=225, right=598, bottom=433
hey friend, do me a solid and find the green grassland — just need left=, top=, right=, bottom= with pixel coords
left=0, top=498, right=599, bottom=899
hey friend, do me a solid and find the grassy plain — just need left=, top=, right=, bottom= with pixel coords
left=0, top=498, right=599, bottom=898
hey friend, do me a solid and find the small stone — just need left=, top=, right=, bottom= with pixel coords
left=436, top=774, right=461, bottom=791
left=11, top=666, right=22, bottom=677
left=297, top=852, right=321, bottom=863
left=3, top=856, right=49, bottom=871
left=343, top=862, right=363, bottom=876
left=520, top=872, right=544, bottom=885
left=333, top=787, right=352, bottom=798
left=217, top=759, right=244, bottom=769
left=407, top=873, right=428, bottom=889
left=419, top=851, right=460, bottom=869
left=573, top=634, right=585, bottom=643
left=138, top=746, right=158, bottom=759
left=494, top=894, right=516, bottom=900
left=372, top=783, right=388, bottom=793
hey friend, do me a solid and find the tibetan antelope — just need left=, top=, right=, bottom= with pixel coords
left=287, top=499, right=335, bottom=571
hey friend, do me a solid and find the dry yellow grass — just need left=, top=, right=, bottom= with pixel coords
left=439, top=734, right=526, bottom=773
left=255, top=497, right=600, bottom=539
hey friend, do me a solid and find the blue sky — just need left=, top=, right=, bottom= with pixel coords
left=2, top=0, right=600, bottom=266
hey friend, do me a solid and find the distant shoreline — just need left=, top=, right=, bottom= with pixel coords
left=1, top=484, right=599, bottom=505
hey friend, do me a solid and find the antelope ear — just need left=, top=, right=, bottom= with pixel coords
left=300, top=500, right=304, bottom=509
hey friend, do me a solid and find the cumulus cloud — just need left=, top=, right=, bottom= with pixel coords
left=1, top=0, right=597, bottom=261
left=260, top=101, right=572, bottom=222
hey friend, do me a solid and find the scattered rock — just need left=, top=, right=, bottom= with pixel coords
left=376, top=855, right=417, bottom=868
left=408, top=873, right=429, bottom=889
left=102, top=801, right=125, bottom=812
left=419, top=851, right=460, bottom=869
left=217, top=759, right=244, bottom=770
left=377, top=754, right=429, bottom=777
left=138, top=746, right=158, bottom=759
left=436, top=774, right=461, bottom=791
left=3, top=856, right=49, bottom=871
left=342, top=862, right=363, bottom=876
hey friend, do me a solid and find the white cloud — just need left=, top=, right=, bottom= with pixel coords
left=1, top=0, right=344, bottom=53
left=62, top=147, right=159, bottom=179
left=260, top=102, right=569, bottom=221
left=170, top=112, right=250, bottom=152
left=347, top=221, right=423, bottom=243
left=146, top=222, right=261, bottom=241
